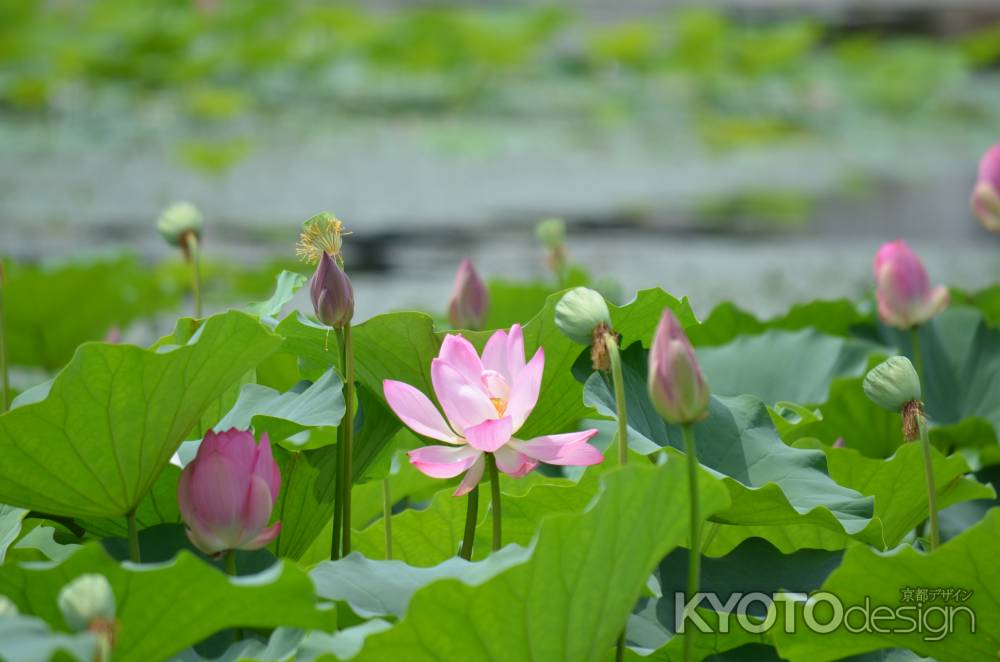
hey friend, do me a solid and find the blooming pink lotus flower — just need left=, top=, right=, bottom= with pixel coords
left=383, top=325, right=603, bottom=495
left=447, top=258, right=489, bottom=330
left=177, top=429, right=282, bottom=555
left=972, top=142, right=1000, bottom=232
left=647, top=309, right=710, bottom=425
left=874, top=240, right=949, bottom=330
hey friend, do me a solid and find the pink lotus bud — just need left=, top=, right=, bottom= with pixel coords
left=447, top=258, right=489, bottom=330
left=972, top=142, right=1000, bottom=232
left=177, top=429, right=281, bottom=555
left=648, top=309, right=710, bottom=425
left=310, top=251, right=354, bottom=328
left=873, top=240, right=948, bottom=330
left=832, top=438, right=845, bottom=449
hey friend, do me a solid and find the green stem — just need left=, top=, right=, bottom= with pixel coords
left=487, top=454, right=502, bottom=551
left=615, top=631, right=626, bottom=662
left=917, top=414, right=940, bottom=551
left=682, top=423, right=700, bottom=662
left=0, top=266, right=8, bottom=413
left=910, top=328, right=924, bottom=391
left=605, top=333, right=628, bottom=466
left=127, top=509, right=141, bottom=563
left=225, top=550, right=237, bottom=575
left=185, top=233, right=203, bottom=319
left=459, top=485, right=479, bottom=560
left=341, top=324, right=355, bottom=556
left=382, top=478, right=393, bottom=560
left=330, top=331, right=345, bottom=561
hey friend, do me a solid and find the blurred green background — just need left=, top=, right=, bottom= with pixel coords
left=2, top=0, right=1000, bottom=318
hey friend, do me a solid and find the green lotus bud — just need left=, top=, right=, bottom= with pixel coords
left=157, top=202, right=203, bottom=249
left=0, top=595, right=18, bottom=617
left=57, top=574, right=116, bottom=631
left=535, top=217, right=566, bottom=250
left=555, top=287, right=612, bottom=345
left=863, top=356, right=921, bottom=413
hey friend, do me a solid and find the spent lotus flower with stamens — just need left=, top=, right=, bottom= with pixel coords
left=178, top=429, right=281, bottom=556
left=296, top=213, right=349, bottom=265
left=383, top=325, right=603, bottom=494
left=447, top=258, right=489, bottom=330
left=648, top=309, right=710, bottom=425
left=972, top=141, right=1000, bottom=233
left=873, top=240, right=948, bottom=330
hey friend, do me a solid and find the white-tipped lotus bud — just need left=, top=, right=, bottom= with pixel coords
left=863, top=356, right=921, bottom=413
left=157, top=202, right=203, bottom=251
left=0, top=595, right=18, bottom=617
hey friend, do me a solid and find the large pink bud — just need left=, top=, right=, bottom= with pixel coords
left=177, top=429, right=282, bottom=556
left=972, top=142, right=1000, bottom=233
left=447, top=258, right=489, bottom=330
left=873, top=240, right=948, bottom=330
left=648, top=309, right=710, bottom=425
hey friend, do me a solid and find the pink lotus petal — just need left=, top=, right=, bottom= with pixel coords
left=513, top=429, right=603, bottom=466
left=454, top=454, right=486, bottom=496
left=185, top=520, right=231, bottom=556
left=506, top=324, right=526, bottom=380
left=438, top=334, right=485, bottom=386
left=383, top=380, right=460, bottom=444
left=464, top=416, right=513, bottom=453
left=505, top=347, right=544, bottom=432
left=494, top=445, right=537, bottom=478
left=431, top=358, right=496, bottom=432
left=251, top=433, right=281, bottom=502
left=481, top=328, right=509, bottom=377
left=240, top=521, right=281, bottom=551
left=238, top=475, right=275, bottom=546
left=184, top=453, right=247, bottom=529
left=408, top=445, right=482, bottom=479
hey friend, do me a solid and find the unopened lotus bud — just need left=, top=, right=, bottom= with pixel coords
left=648, top=309, right=710, bottom=425
left=310, top=252, right=355, bottom=329
left=536, top=217, right=566, bottom=249
left=0, top=595, right=18, bottom=616
left=157, top=202, right=203, bottom=253
left=873, top=240, right=948, bottom=330
left=972, top=142, right=1000, bottom=233
left=832, top=437, right=846, bottom=449
left=555, top=287, right=612, bottom=346
left=863, top=356, right=921, bottom=413
left=447, top=258, right=488, bottom=330
left=57, top=574, right=116, bottom=631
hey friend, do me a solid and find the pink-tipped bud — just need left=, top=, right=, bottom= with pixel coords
left=447, top=258, right=489, bottom=330
left=873, top=240, right=948, bottom=330
left=177, top=429, right=282, bottom=555
left=648, top=309, right=710, bottom=425
left=310, top=251, right=355, bottom=329
left=832, top=437, right=846, bottom=449
left=972, top=142, right=1000, bottom=233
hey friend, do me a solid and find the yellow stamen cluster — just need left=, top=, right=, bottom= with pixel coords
left=296, top=215, right=351, bottom=265
left=491, top=398, right=507, bottom=416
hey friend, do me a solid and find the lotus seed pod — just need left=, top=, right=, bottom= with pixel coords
left=555, top=287, right=612, bottom=345
left=535, top=217, right=566, bottom=250
left=0, top=595, right=18, bottom=617
left=863, top=356, right=921, bottom=413
left=57, top=574, right=116, bottom=631
left=157, top=202, right=203, bottom=249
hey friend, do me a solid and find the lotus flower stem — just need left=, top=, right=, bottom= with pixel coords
left=383, top=478, right=393, bottom=560
left=459, top=485, right=479, bottom=560
left=910, top=328, right=925, bottom=388
left=340, top=325, right=355, bottom=556
left=916, top=415, right=940, bottom=550
left=224, top=550, right=237, bottom=575
left=682, top=422, right=700, bottom=662
left=184, top=232, right=203, bottom=319
left=487, top=453, right=502, bottom=551
left=0, top=264, right=8, bottom=413
left=127, top=509, right=141, bottom=563
left=604, top=334, right=628, bottom=466
left=330, top=466, right=343, bottom=560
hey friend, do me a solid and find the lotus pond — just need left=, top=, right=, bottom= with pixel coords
left=0, top=203, right=999, bottom=662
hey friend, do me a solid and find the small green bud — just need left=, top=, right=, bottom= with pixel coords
left=57, top=574, right=116, bottom=631
left=0, top=595, right=18, bottom=617
left=555, top=287, right=612, bottom=345
left=157, top=202, right=203, bottom=248
left=535, top=217, right=566, bottom=250
left=863, top=356, right=921, bottom=412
